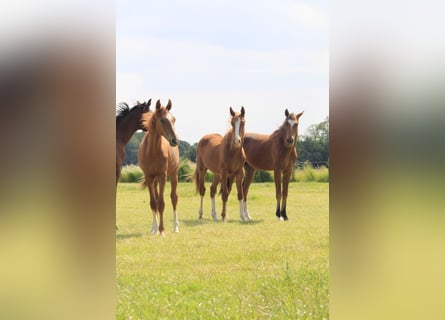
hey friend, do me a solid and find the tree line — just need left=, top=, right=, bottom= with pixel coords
left=124, top=117, right=329, bottom=169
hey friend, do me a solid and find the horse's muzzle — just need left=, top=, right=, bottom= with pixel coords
left=170, top=137, right=178, bottom=147
left=286, top=137, right=294, bottom=146
left=233, top=138, right=242, bottom=148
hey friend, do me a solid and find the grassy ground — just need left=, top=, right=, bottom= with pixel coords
left=116, top=182, right=329, bottom=319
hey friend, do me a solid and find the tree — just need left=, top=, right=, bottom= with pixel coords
left=178, top=140, right=191, bottom=159
left=297, top=117, right=329, bottom=168
left=124, top=131, right=145, bottom=165
left=184, top=143, right=197, bottom=162
left=178, top=140, right=197, bottom=162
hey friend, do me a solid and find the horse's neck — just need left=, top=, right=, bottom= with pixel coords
left=223, top=130, right=241, bottom=153
left=276, top=125, right=288, bottom=142
left=116, top=117, right=138, bottom=143
left=147, top=125, right=163, bottom=153
left=271, top=126, right=293, bottom=153
left=223, top=130, right=234, bottom=148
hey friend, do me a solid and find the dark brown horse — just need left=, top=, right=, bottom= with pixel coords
left=242, top=109, right=303, bottom=220
left=194, top=107, right=247, bottom=221
left=138, top=99, right=180, bottom=235
left=116, top=100, right=151, bottom=185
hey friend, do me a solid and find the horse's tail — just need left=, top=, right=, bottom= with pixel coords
left=219, top=176, right=232, bottom=195
left=192, top=169, right=199, bottom=194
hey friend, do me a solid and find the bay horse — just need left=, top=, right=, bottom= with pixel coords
left=242, top=109, right=303, bottom=220
left=194, top=107, right=247, bottom=222
left=116, top=100, right=151, bottom=185
left=138, top=99, right=180, bottom=235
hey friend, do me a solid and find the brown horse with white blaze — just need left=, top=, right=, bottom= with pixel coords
left=194, top=107, right=248, bottom=222
left=116, top=100, right=151, bottom=185
left=242, top=109, right=303, bottom=220
left=138, top=99, right=180, bottom=235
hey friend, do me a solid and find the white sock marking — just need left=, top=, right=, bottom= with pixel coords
left=243, top=200, right=252, bottom=220
left=151, top=210, right=158, bottom=234
left=239, top=200, right=247, bottom=221
left=173, top=210, right=179, bottom=232
left=211, top=197, right=217, bottom=221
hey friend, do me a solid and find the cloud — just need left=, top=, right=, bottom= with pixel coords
left=116, top=0, right=329, bottom=142
left=286, top=3, right=329, bottom=30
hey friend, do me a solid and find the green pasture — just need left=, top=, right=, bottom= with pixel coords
left=116, top=182, right=329, bottom=319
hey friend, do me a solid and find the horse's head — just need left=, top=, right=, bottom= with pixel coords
left=154, top=99, right=179, bottom=147
left=283, top=109, right=303, bottom=147
left=229, top=106, right=246, bottom=149
left=136, top=99, right=152, bottom=131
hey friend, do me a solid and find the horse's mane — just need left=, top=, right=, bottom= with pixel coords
left=270, top=120, right=288, bottom=140
left=141, top=111, right=154, bottom=131
left=116, top=102, right=130, bottom=126
left=222, top=117, right=236, bottom=143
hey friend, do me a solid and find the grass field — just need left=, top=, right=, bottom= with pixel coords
left=116, top=182, right=329, bottom=319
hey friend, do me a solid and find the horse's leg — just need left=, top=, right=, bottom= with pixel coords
left=197, top=167, right=207, bottom=220
left=242, top=164, right=256, bottom=220
left=156, top=172, right=167, bottom=236
left=220, top=172, right=229, bottom=222
left=154, top=177, right=159, bottom=200
left=170, top=169, right=179, bottom=232
left=235, top=170, right=247, bottom=221
left=227, top=175, right=234, bottom=194
left=281, top=169, right=292, bottom=221
left=146, top=176, right=159, bottom=234
left=274, top=168, right=283, bottom=220
left=209, top=174, right=220, bottom=221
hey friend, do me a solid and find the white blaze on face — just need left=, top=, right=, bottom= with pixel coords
left=234, top=117, right=241, bottom=143
left=288, top=118, right=296, bottom=127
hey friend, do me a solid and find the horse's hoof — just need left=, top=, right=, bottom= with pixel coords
left=150, top=229, right=158, bottom=234
left=159, top=231, right=166, bottom=237
left=278, top=216, right=284, bottom=221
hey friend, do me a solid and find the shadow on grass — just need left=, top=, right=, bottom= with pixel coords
left=116, top=233, right=143, bottom=240
left=181, top=218, right=264, bottom=227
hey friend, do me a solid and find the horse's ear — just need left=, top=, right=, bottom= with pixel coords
left=166, top=99, right=172, bottom=111
left=230, top=107, right=235, bottom=117
left=137, top=100, right=141, bottom=105
left=240, top=106, right=245, bottom=117
left=156, top=100, right=161, bottom=110
left=296, top=111, right=304, bottom=119
left=285, top=109, right=289, bottom=117
left=144, top=99, right=152, bottom=112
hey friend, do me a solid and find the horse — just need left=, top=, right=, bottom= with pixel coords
left=116, top=100, right=151, bottom=185
left=242, top=109, right=303, bottom=221
left=194, top=107, right=248, bottom=222
left=138, top=99, right=180, bottom=235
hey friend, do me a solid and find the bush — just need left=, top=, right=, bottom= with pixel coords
left=178, top=159, right=194, bottom=182
left=253, top=170, right=274, bottom=182
left=293, top=162, right=329, bottom=182
left=119, top=165, right=144, bottom=183
left=205, top=171, right=214, bottom=182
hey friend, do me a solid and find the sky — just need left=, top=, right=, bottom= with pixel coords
left=116, top=0, right=329, bottom=143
